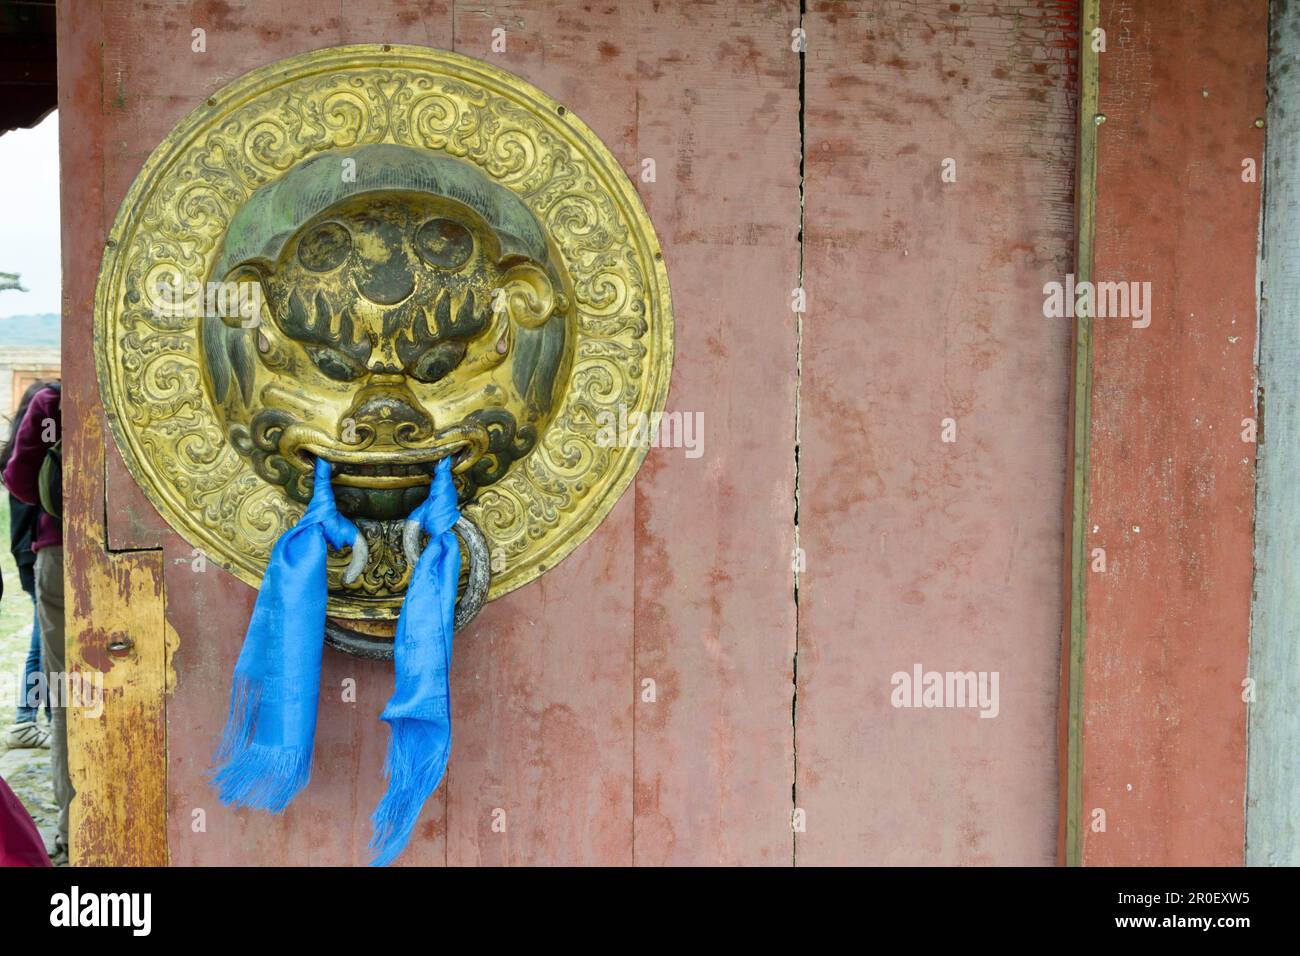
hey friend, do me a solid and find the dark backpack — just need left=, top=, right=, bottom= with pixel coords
left=35, top=383, right=61, bottom=519
left=38, top=438, right=61, bottom=519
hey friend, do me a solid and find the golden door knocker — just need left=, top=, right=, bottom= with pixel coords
left=93, top=45, right=674, bottom=658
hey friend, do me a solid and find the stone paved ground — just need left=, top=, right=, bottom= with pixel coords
left=0, top=506, right=62, bottom=864
left=0, top=734, right=58, bottom=857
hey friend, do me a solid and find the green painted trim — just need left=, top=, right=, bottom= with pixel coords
left=1065, top=0, right=1100, bottom=869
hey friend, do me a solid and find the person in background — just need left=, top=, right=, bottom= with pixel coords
left=0, top=774, right=50, bottom=866
left=1, top=380, right=68, bottom=864
left=1, top=380, right=53, bottom=750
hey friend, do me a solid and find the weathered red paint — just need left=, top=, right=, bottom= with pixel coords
left=796, top=0, right=1079, bottom=865
left=1079, top=0, right=1266, bottom=866
left=630, top=1, right=800, bottom=866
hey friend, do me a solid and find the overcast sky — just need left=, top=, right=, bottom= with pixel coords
left=0, top=112, right=60, bottom=318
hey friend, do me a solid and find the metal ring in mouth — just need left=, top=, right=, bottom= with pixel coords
left=324, top=513, right=491, bottom=660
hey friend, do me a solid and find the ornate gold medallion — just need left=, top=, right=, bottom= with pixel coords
left=94, top=45, right=673, bottom=624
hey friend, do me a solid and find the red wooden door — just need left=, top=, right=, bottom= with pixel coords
left=61, top=0, right=1078, bottom=865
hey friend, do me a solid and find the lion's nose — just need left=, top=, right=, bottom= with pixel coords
left=343, top=379, right=434, bottom=444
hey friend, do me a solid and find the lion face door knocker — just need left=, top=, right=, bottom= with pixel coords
left=94, top=46, right=674, bottom=658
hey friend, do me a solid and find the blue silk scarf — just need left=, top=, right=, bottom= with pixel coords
left=211, top=456, right=461, bottom=866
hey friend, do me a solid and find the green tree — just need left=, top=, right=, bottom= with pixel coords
left=0, top=271, right=29, bottom=293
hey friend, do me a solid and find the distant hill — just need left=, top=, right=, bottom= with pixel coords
left=0, top=313, right=60, bottom=347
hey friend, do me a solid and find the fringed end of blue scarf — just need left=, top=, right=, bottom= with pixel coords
left=209, top=675, right=311, bottom=814
left=368, top=713, right=452, bottom=867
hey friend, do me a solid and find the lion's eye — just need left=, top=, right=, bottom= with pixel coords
left=297, top=222, right=352, bottom=272
left=306, top=345, right=365, bottom=382
left=409, top=341, right=468, bottom=384
left=414, top=218, right=473, bottom=270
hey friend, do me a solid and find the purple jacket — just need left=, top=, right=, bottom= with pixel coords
left=2, top=385, right=61, bottom=551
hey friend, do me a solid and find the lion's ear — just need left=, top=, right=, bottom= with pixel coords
left=201, top=311, right=256, bottom=407
left=201, top=262, right=269, bottom=408
left=498, top=262, right=556, bottom=330
left=219, top=262, right=271, bottom=329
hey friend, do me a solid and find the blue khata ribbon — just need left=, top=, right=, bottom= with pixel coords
left=210, top=456, right=461, bottom=866
left=370, top=457, right=461, bottom=866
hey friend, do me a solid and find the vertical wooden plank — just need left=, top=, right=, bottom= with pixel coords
left=797, top=0, right=1078, bottom=864
left=67, top=543, right=169, bottom=866
left=1245, top=0, right=1300, bottom=867
left=444, top=0, right=639, bottom=866
left=60, top=0, right=170, bottom=866
left=630, top=0, right=800, bottom=866
left=1080, top=0, right=1266, bottom=866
